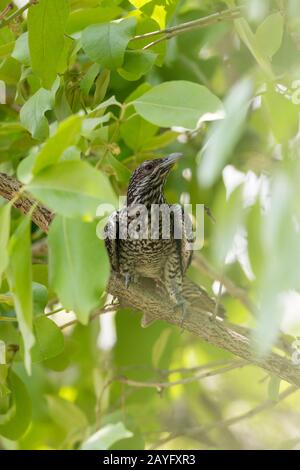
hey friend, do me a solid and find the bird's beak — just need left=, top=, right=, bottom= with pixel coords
left=160, top=153, right=183, bottom=169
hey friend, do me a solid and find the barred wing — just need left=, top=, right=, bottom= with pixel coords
left=104, top=211, right=119, bottom=272
left=172, top=205, right=194, bottom=275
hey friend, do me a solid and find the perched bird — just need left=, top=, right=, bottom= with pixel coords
left=104, top=153, right=194, bottom=320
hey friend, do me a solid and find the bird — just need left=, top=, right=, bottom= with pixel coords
left=104, top=153, right=194, bottom=322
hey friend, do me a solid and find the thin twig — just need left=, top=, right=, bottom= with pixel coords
left=194, top=254, right=256, bottom=313
left=213, top=280, right=223, bottom=321
left=0, top=2, right=13, bottom=20
left=142, top=10, right=242, bottom=50
left=131, top=7, right=242, bottom=43
left=117, top=358, right=238, bottom=377
left=96, top=359, right=247, bottom=427
left=150, top=385, right=298, bottom=449
left=0, top=0, right=38, bottom=29
left=44, top=307, right=66, bottom=317
left=113, top=360, right=248, bottom=390
left=59, top=304, right=118, bottom=330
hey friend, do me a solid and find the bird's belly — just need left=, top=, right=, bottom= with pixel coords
left=119, top=239, right=173, bottom=278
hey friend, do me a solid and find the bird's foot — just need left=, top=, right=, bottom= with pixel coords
left=174, top=299, right=189, bottom=331
left=124, top=273, right=139, bottom=289
left=110, top=296, right=119, bottom=306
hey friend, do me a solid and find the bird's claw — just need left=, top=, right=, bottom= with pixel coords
left=174, top=299, right=188, bottom=330
left=124, top=273, right=139, bottom=289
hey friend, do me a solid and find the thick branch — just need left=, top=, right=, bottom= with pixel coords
left=1, top=171, right=300, bottom=388
left=109, top=273, right=300, bottom=388
left=0, top=172, right=53, bottom=232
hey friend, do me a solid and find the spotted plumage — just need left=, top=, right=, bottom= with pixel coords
left=104, top=153, right=193, bottom=318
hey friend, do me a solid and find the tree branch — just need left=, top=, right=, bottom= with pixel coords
left=113, top=360, right=247, bottom=390
left=0, top=2, right=13, bottom=21
left=1, top=171, right=300, bottom=389
left=109, top=273, right=300, bottom=388
left=0, top=172, right=53, bottom=232
left=151, top=385, right=298, bottom=449
left=130, top=7, right=242, bottom=49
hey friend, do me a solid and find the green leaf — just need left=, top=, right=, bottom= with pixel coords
left=81, top=422, right=133, bottom=450
left=0, top=363, right=10, bottom=415
left=211, top=186, right=245, bottom=266
left=105, top=152, right=131, bottom=184
left=32, top=282, right=48, bottom=316
left=129, top=0, right=151, bottom=7
left=118, top=50, right=157, bottom=81
left=0, top=204, right=11, bottom=287
left=121, top=82, right=158, bottom=150
left=31, top=316, right=64, bottom=363
left=62, top=146, right=81, bottom=161
left=255, top=13, right=284, bottom=59
left=54, top=85, right=73, bottom=121
left=247, top=201, right=264, bottom=279
left=0, top=41, right=14, bottom=59
left=152, top=328, right=172, bottom=369
left=7, top=217, right=34, bottom=374
left=93, top=69, right=111, bottom=107
left=142, top=130, right=178, bottom=151
left=80, top=63, right=100, bottom=96
left=262, top=89, right=299, bottom=143
left=66, top=6, right=123, bottom=34
left=254, top=173, right=300, bottom=356
left=0, top=57, right=20, bottom=85
left=28, top=0, right=69, bottom=88
left=0, top=343, right=6, bottom=365
left=11, top=32, right=30, bottom=66
left=230, top=16, right=273, bottom=79
left=134, top=80, right=224, bottom=129
left=47, top=395, right=88, bottom=445
left=0, top=371, right=32, bottom=440
left=26, top=160, right=117, bottom=219
left=198, top=78, right=252, bottom=187
left=120, top=114, right=157, bottom=151
left=130, top=16, right=166, bottom=63
left=81, top=116, right=111, bottom=138
left=82, top=17, right=137, bottom=69
left=48, top=216, right=110, bottom=324
left=33, top=115, right=82, bottom=174
left=56, top=36, right=74, bottom=75
left=20, top=88, right=53, bottom=141
left=17, top=152, right=37, bottom=184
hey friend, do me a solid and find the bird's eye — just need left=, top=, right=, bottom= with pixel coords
left=145, top=163, right=154, bottom=171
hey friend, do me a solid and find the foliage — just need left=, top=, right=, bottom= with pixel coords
left=0, top=0, right=300, bottom=450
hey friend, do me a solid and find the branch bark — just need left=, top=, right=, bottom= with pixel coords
left=1, top=171, right=300, bottom=388
left=0, top=172, right=53, bottom=232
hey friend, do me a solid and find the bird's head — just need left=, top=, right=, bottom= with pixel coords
left=127, top=153, right=183, bottom=206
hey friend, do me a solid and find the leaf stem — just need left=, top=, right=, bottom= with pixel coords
left=59, top=304, right=118, bottom=330
left=0, top=2, right=13, bottom=21
left=0, top=0, right=38, bottom=30
left=130, top=7, right=243, bottom=49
